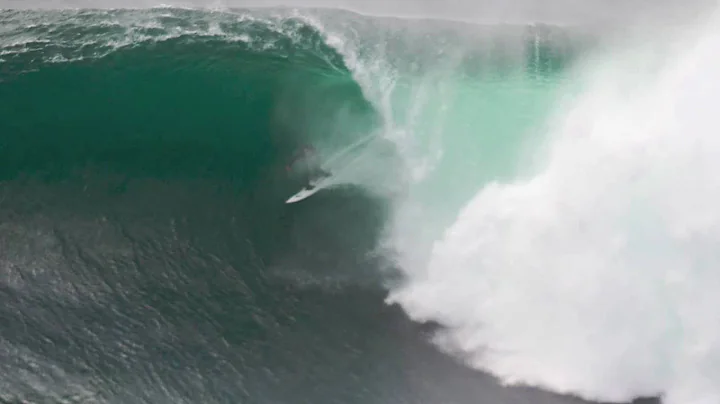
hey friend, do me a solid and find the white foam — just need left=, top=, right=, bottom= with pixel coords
left=388, top=7, right=720, bottom=404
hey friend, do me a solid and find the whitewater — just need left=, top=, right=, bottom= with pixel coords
left=380, top=6, right=720, bottom=404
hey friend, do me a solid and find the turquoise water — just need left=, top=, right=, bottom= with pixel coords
left=0, top=7, right=660, bottom=404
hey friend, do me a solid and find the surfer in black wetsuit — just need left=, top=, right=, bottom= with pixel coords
left=286, top=145, right=331, bottom=189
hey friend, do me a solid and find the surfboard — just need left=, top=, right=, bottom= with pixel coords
left=285, top=185, right=322, bottom=204
left=285, top=176, right=333, bottom=204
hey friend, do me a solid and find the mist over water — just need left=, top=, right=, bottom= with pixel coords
left=388, top=5, right=720, bottom=404
left=2, top=0, right=714, bottom=29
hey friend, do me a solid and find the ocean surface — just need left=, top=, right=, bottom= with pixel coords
left=1, top=5, right=719, bottom=404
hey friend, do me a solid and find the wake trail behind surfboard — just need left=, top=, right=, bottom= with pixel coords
left=286, top=134, right=376, bottom=204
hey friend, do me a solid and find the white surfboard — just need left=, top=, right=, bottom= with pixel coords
left=285, top=185, right=322, bottom=204
left=285, top=176, right=335, bottom=204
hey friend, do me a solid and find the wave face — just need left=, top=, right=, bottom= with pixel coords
left=2, top=5, right=713, bottom=404
left=0, top=9, right=397, bottom=404
left=0, top=9, right=379, bottom=184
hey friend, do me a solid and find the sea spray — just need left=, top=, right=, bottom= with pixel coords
left=388, top=7, right=720, bottom=404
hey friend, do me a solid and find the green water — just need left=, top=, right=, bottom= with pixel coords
left=0, top=13, right=377, bottom=190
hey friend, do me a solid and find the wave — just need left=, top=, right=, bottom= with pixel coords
left=0, top=9, right=380, bottom=185
left=4, top=5, right=715, bottom=404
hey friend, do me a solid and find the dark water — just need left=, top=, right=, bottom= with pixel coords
left=0, top=8, right=657, bottom=404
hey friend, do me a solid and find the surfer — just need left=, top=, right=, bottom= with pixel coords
left=286, top=145, right=331, bottom=189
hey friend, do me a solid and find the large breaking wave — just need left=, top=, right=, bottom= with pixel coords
left=2, top=4, right=719, bottom=404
